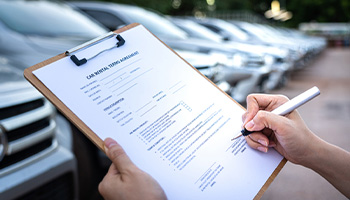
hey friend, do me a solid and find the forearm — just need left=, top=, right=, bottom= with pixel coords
left=303, top=137, right=350, bottom=198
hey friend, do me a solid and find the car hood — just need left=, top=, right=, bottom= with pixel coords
left=20, top=35, right=92, bottom=67
left=0, top=31, right=96, bottom=68
left=175, top=49, right=219, bottom=67
left=163, top=36, right=288, bottom=59
left=162, top=37, right=232, bottom=55
left=0, top=58, right=26, bottom=84
left=25, top=35, right=92, bottom=55
left=0, top=60, right=41, bottom=106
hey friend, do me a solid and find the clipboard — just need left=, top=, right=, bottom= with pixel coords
left=24, top=23, right=286, bottom=200
left=24, top=24, right=137, bottom=150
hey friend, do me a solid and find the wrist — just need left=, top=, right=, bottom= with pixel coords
left=295, top=131, right=324, bottom=167
left=299, top=134, right=330, bottom=170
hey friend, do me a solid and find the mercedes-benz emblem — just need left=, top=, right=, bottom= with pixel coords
left=0, top=125, right=8, bottom=162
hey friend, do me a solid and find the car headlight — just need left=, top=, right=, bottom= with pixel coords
left=231, top=53, right=248, bottom=68
left=208, top=52, right=231, bottom=66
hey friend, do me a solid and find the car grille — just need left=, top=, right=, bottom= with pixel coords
left=246, top=56, right=265, bottom=67
left=6, top=117, right=51, bottom=142
left=0, top=138, right=52, bottom=170
left=0, top=97, right=57, bottom=175
left=14, top=173, right=74, bottom=200
left=0, top=99, right=44, bottom=120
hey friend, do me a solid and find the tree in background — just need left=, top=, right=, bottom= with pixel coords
left=101, top=0, right=350, bottom=27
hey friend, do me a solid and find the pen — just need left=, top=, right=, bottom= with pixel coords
left=233, top=86, right=321, bottom=140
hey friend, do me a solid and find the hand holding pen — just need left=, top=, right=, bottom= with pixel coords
left=240, top=87, right=350, bottom=198
left=240, top=87, right=320, bottom=157
left=236, top=86, right=320, bottom=139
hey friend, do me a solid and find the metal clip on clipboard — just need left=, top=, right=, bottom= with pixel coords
left=65, top=32, right=125, bottom=66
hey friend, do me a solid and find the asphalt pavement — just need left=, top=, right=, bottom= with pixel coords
left=261, top=48, right=350, bottom=200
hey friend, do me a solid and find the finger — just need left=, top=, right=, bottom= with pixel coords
left=104, top=137, right=135, bottom=173
left=107, top=162, right=119, bottom=175
left=246, top=94, right=289, bottom=113
left=99, top=169, right=118, bottom=199
left=243, top=94, right=261, bottom=125
left=245, top=110, right=290, bottom=136
left=241, top=111, right=248, bottom=125
left=99, top=164, right=121, bottom=197
left=244, top=133, right=269, bottom=153
left=247, top=132, right=269, bottom=147
left=243, top=94, right=290, bottom=132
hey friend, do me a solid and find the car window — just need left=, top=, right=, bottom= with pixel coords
left=201, top=24, right=221, bottom=34
left=0, top=1, right=107, bottom=38
left=176, top=21, right=223, bottom=42
left=116, top=7, right=188, bottom=40
left=216, top=21, right=250, bottom=41
left=82, top=10, right=125, bottom=31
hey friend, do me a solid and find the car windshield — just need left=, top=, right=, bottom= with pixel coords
left=117, top=6, right=188, bottom=40
left=0, top=1, right=107, bottom=38
left=174, top=19, right=224, bottom=42
left=216, top=20, right=250, bottom=41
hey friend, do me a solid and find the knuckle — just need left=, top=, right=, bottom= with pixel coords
left=256, top=110, right=267, bottom=120
left=276, top=94, right=289, bottom=102
left=246, top=94, right=256, bottom=102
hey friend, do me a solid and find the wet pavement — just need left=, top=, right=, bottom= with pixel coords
left=261, top=48, right=350, bottom=200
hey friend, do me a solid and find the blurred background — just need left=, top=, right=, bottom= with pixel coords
left=0, top=0, right=349, bottom=199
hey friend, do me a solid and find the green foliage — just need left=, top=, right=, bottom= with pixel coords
left=93, top=0, right=350, bottom=27
left=285, top=0, right=350, bottom=27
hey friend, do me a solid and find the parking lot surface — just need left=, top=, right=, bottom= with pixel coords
left=261, top=48, right=350, bottom=200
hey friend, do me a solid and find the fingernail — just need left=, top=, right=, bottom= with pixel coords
left=245, top=120, right=254, bottom=130
left=104, top=138, right=117, bottom=149
left=257, top=146, right=267, bottom=153
left=258, top=140, right=267, bottom=147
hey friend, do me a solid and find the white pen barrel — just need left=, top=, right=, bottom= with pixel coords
left=271, top=86, right=321, bottom=116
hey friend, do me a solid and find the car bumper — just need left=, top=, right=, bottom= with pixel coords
left=0, top=145, right=78, bottom=199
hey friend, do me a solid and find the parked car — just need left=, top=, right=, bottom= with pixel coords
left=186, top=17, right=294, bottom=90
left=175, top=49, right=252, bottom=93
left=0, top=0, right=108, bottom=67
left=230, top=21, right=326, bottom=69
left=170, top=17, right=290, bottom=99
left=0, top=1, right=111, bottom=199
left=0, top=56, right=78, bottom=199
left=69, top=1, right=271, bottom=103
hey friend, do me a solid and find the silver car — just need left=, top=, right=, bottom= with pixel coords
left=0, top=57, right=78, bottom=199
left=0, top=1, right=111, bottom=198
left=69, top=1, right=271, bottom=103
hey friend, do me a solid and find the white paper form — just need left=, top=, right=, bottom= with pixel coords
left=33, top=25, right=283, bottom=199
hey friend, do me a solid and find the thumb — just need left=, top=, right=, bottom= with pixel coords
left=245, top=110, right=288, bottom=134
left=104, top=137, right=135, bottom=173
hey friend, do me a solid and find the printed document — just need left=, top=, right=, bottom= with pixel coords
left=33, top=25, right=283, bottom=199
